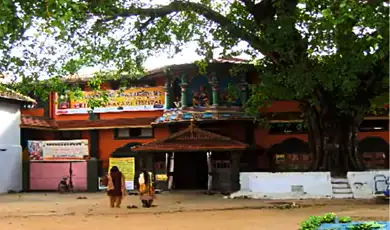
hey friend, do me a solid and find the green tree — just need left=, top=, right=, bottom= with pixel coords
left=0, top=0, right=388, bottom=174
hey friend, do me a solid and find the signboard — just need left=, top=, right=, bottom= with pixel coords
left=56, top=87, right=165, bottom=115
left=109, top=157, right=135, bottom=190
left=156, top=174, right=168, bottom=181
left=28, top=140, right=89, bottom=161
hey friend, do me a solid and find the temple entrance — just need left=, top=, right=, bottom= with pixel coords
left=132, top=123, right=249, bottom=192
left=174, top=152, right=208, bottom=190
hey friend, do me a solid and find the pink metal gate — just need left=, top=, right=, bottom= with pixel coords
left=29, top=161, right=87, bottom=191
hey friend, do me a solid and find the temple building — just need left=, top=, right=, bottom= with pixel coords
left=20, top=60, right=389, bottom=192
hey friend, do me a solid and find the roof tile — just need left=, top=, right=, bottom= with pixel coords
left=132, top=123, right=248, bottom=152
left=0, top=88, right=36, bottom=103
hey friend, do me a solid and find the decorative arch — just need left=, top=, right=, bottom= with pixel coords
left=268, top=138, right=310, bottom=154
left=267, top=138, right=311, bottom=172
left=358, top=137, right=389, bottom=169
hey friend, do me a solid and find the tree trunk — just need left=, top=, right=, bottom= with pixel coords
left=304, top=105, right=365, bottom=176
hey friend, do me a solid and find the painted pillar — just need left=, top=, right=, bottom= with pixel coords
left=210, top=72, right=219, bottom=107
left=230, top=151, right=242, bottom=192
left=88, top=111, right=99, bottom=159
left=145, top=152, right=154, bottom=172
left=207, top=151, right=213, bottom=193
left=239, top=79, right=248, bottom=106
left=180, top=74, right=188, bottom=108
left=168, top=152, right=175, bottom=190
left=164, top=81, right=173, bottom=109
left=165, top=153, right=169, bottom=175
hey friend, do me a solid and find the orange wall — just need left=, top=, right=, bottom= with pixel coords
left=358, top=131, right=389, bottom=142
left=261, top=101, right=301, bottom=113
left=154, top=76, right=165, bottom=86
left=27, top=130, right=57, bottom=141
left=213, top=122, right=247, bottom=142
left=21, top=108, right=45, bottom=117
left=99, top=111, right=163, bottom=119
left=55, top=114, right=89, bottom=120
left=54, top=110, right=163, bottom=121
left=98, top=127, right=170, bottom=167
left=254, top=127, right=389, bottom=149
left=254, top=127, right=308, bottom=149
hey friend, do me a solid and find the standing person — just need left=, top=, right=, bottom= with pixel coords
left=102, top=166, right=126, bottom=208
left=138, top=169, right=155, bottom=208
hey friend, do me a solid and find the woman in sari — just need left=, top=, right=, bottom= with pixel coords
left=138, top=169, right=155, bottom=208
left=103, top=166, right=126, bottom=208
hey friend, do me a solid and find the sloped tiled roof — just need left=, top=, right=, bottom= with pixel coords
left=132, top=122, right=248, bottom=152
left=21, top=116, right=55, bottom=129
left=0, top=88, right=36, bottom=103
left=21, top=115, right=156, bottom=130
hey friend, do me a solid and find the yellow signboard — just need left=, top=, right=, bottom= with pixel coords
left=56, top=87, right=165, bottom=114
left=109, top=157, right=135, bottom=190
left=156, top=174, right=168, bottom=181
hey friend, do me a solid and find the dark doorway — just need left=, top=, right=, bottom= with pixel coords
left=174, top=152, right=208, bottom=190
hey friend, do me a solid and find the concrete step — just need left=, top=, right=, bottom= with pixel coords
left=332, top=183, right=351, bottom=189
left=333, top=193, right=354, bottom=199
left=333, top=188, right=353, bottom=194
left=331, top=178, right=349, bottom=183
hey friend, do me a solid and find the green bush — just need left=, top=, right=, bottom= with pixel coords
left=299, top=213, right=384, bottom=230
left=339, top=217, right=352, bottom=223
left=299, top=213, right=351, bottom=230
left=347, top=222, right=385, bottom=230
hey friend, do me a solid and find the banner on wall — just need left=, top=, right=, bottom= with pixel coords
left=109, top=157, right=135, bottom=190
left=55, top=87, right=165, bottom=115
left=28, top=140, right=89, bottom=161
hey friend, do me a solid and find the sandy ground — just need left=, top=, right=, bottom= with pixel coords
left=0, top=192, right=388, bottom=230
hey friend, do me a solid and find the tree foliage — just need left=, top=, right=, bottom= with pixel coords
left=0, top=0, right=387, bottom=109
left=0, top=0, right=388, bottom=171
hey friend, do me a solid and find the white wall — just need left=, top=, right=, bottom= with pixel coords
left=232, top=172, right=333, bottom=199
left=0, top=101, right=21, bottom=146
left=0, top=145, right=22, bottom=193
left=0, top=101, right=22, bottom=193
left=347, top=170, right=389, bottom=199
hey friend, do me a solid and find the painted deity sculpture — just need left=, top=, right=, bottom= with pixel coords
left=192, top=85, right=210, bottom=107
left=174, top=96, right=182, bottom=108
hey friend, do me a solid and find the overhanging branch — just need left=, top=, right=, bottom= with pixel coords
left=94, top=1, right=278, bottom=63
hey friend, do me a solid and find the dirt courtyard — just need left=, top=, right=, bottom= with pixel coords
left=0, top=192, right=388, bottom=230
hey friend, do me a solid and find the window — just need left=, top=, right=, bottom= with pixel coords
left=362, top=152, right=386, bottom=169
left=58, top=131, right=82, bottom=140
left=213, top=160, right=231, bottom=169
left=274, top=153, right=312, bottom=171
left=114, top=128, right=154, bottom=139
left=155, top=162, right=166, bottom=170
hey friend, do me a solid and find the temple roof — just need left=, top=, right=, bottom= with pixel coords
left=132, top=121, right=248, bottom=152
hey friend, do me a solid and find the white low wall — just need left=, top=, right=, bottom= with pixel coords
left=347, top=170, right=389, bottom=199
left=0, top=145, right=22, bottom=193
left=232, top=172, right=333, bottom=199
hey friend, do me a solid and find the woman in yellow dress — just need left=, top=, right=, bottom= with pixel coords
left=138, top=169, right=155, bottom=208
